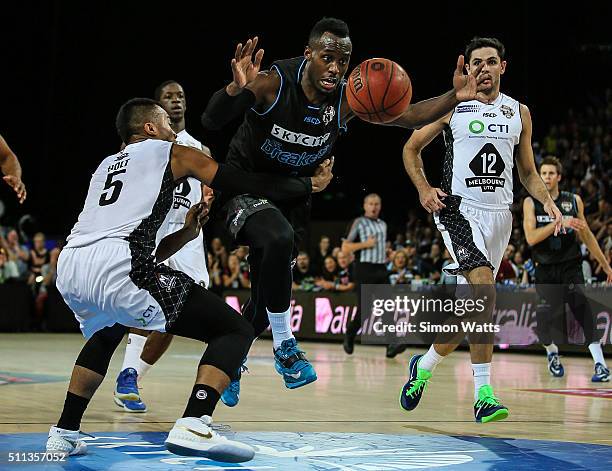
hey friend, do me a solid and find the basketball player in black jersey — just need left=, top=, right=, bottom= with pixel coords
left=0, top=133, right=26, bottom=203
left=201, top=17, right=490, bottom=404
left=523, top=156, right=611, bottom=381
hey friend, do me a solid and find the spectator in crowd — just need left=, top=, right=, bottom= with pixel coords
left=210, top=237, right=228, bottom=268
left=311, top=235, right=332, bottom=275
left=405, top=241, right=433, bottom=280
left=388, top=249, right=411, bottom=285
left=292, top=251, right=316, bottom=291
left=1, top=228, right=29, bottom=277
left=334, top=251, right=355, bottom=292
left=0, top=247, right=19, bottom=283
left=223, top=253, right=250, bottom=289
left=422, top=242, right=443, bottom=283
left=207, top=252, right=224, bottom=295
left=27, top=232, right=50, bottom=287
left=315, top=255, right=338, bottom=290
left=496, top=244, right=518, bottom=283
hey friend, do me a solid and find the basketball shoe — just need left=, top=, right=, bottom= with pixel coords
left=273, top=338, right=317, bottom=389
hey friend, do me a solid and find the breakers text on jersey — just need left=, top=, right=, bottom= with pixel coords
left=261, top=139, right=331, bottom=167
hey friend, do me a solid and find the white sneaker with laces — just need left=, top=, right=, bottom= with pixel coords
left=46, top=426, right=87, bottom=456
left=165, top=415, right=254, bottom=463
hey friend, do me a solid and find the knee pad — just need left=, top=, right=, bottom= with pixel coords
left=75, top=324, right=126, bottom=376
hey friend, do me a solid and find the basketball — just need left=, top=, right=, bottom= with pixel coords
left=346, top=58, right=412, bottom=124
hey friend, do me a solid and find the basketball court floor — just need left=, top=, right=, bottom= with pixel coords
left=1, top=333, right=611, bottom=470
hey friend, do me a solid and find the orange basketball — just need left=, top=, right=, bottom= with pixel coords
left=346, top=58, right=412, bottom=124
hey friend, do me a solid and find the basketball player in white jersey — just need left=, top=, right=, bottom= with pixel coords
left=399, top=37, right=563, bottom=423
left=114, top=81, right=215, bottom=413
left=46, top=98, right=332, bottom=461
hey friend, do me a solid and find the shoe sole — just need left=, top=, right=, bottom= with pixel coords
left=220, top=395, right=239, bottom=407
left=165, top=440, right=254, bottom=463
left=592, top=377, right=610, bottom=382
left=114, top=391, right=140, bottom=402
left=274, top=363, right=318, bottom=389
left=398, top=354, right=423, bottom=412
left=477, top=408, right=509, bottom=424
left=113, top=396, right=147, bottom=413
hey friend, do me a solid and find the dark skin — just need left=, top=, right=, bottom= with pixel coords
left=226, top=33, right=488, bottom=132
left=158, top=82, right=187, bottom=133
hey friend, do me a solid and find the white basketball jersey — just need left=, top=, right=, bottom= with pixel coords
left=156, top=129, right=210, bottom=286
left=66, top=139, right=174, bottom=249
left=442, top=93, right=522, bottom=208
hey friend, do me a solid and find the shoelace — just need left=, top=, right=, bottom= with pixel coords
left=550, top=355, right=561, bottom=369
left=476, top=393, right=502, bottom=409
left=406, top=378, right=429, bottom=399
left=122, top=371, right=138, bottom=389
left=596, top=364, right=609, bottom=375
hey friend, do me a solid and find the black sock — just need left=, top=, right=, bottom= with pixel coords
left=57, top=391, right=90, bottom=431
left=182, top=384, right=221, bottom=418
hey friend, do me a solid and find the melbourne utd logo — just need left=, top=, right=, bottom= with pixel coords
left=466, top=143, right=505, bottom=192
left=500, top=104, right=514, bottom=119
left=561, top=201, right=573, bottom=212
left=157, top=274, right=177, bottom=293
left=173, top=180, right=192, bottom=210
left=456, top=246, right=470, bottom=261
left=322, top=105, right=335, bottom=125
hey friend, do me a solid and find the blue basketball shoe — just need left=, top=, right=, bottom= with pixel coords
left=547, top=352, right=564, bottom=377
left=221, top=358, right=248, bottom=407
left=273, top=338, right=317, bottom=389
left=114, top=367, right=140, bottom=402
left=474, top=385, right=509, bottom=423
left=399, top=354, right=430, bottom=411
left=592, top=363, right=610, bottom=382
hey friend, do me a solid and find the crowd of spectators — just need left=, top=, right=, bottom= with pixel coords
left=1, top=90, right=610, bottom=324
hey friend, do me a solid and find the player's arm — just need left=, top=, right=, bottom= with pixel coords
left=574, top=195, right=612, bottom=282
left=201, top=37, right=280, bottom=130
left=0, top=134, right=26, bottom=203
left=155, top=201, right=209, bottom=263
left=341, top=219, right=373, bottom=253
left=170, top=144, right=332, bottom=199
left=403, top=115, right=449, bottom=213
left=523, top=196, right=557, bottom=246
left=516, top=104, right=562, bottom=235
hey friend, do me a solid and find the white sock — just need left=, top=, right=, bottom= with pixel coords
left=267, top=307, right=294, bottom=350
left=419, top=345, right=444, bottom=372
left=544, top=343, right=558, bottom=356
left=120, top=333, right=147, bottom=372
left=136, top=358, right=153, bottom=379
left=588, top=342, right=607, bottom=367
left=472, top=362, right=491, bottom=401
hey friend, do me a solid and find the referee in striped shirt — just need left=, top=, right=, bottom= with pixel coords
left=342, top=193, right=388, bottom=354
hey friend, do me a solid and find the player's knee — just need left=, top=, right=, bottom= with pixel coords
left=75, top=324, right=126, bottom=376
left=266, top=223, right=294, bottom=254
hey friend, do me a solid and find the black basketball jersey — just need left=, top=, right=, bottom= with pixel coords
left=532, top=191, right=582, bottom=265
left=225, top=56, right=346, bottom=180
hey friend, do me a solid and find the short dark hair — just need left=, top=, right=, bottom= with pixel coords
left=308, top=17, right=349, bottom=45
left=540, top=155, right=563, bottom=175
left=465, top=37, right=505, bottom=62
left=115, top=98, right=162, bottom=143
left=154, top=80, right=180, bottom=101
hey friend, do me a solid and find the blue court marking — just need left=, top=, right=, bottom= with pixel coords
left=0, top=371, right=67, bottom=385
left=0, top=432, right=609, bottom=470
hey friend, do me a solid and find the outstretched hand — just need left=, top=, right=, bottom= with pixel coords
left=3, top=175, right=26, bottom=203
left=453, top=55, right=488, bottom=103
left=543, top=199, right=564, bottom=236
left=184, top=201, right=210, bottom=240
left=229, top=36, right=264, bottom=92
